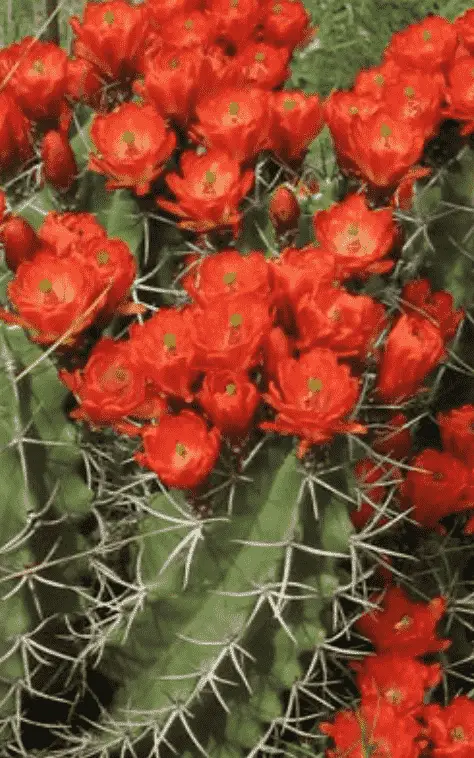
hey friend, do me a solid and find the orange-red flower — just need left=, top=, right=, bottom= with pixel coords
left=182, top=249, right=272, bottom=306
left=260, top=347, right=366, bottom=457
left=65, top=57, right=104, bottom=108
left=437, top=404, right=474, bottom=468
left=384, top=15, right=458, bottom=73
left=269, top=185, right=301, bottom=234
left=205, top=0, right=260, bottom=49
left=0, top=215, right=39, bottom=271
left=59, top=337, right=150, bottom=425
left=348, top=110, right=426, bottom=190
left=259, top=0, right=311, bottom=52
left=455, top=8, right=474, bottom=53
left=135, top=410, right=221, bottom=490
left=356, top=585, right=450, bottom=656
left=384, top=67, right=445, bottom=139
left=313, top=192, right=397, bottom=278
left=1, top=250, right=107, bottom=345
left=9, top=38, right=68, bottom=123
left=89, top=102, right=176, bottom=195
left=401, top=279, right=464, bottom=341
left=0, top=92, right=33, bottom=174
left=323, top=89, right=380, bottom=176
left=423, top=696, right=474, bottom=758
left=197, top=369, right=260, bottom=442
left=38, top=211, right=107, bottom=257
left=269, top=90, right=323, bottom=164
left=226, top=42, right=290, bottom=89
left=157, top=149, right=254, bottom=236
left=80, top=236, right=137, bottom=318
left=190, top=87, right=271, bottom=163
left=442, top=55, right=474, bottom=136
left=70, top=0, right=149, bottom=82
left=164, top=11, right=216, bottom=50
left=352, top=58, right=401, bottom=101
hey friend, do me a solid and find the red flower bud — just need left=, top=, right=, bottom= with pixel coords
left=269, top=186, right=300, bottom=235
left=41, top=130, right=78, bottom=192
left=135, top=410, right=221, bottom=490
left=376, top=314, right=445, bottom=403
left=1, top=215, right=39, bottom=271
left=197, top=369, right=260, bottom=441
left=437, top=404, right=474, bottom=468
left=399, top=449, right=474, bottom=529
left=355, top=585, right=450, bottom=656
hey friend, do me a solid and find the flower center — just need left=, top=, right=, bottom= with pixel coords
left=385, top=688, right=403, bottom=705
left=31, top=60, right=45, bottom=74
left=38, top=278, right=53, bottom=293
left=404, top=86, right=415, bottom=98
left=122, top=130, right=136, bottom=145
left=273, top=3, right=283, bottom=11
left=169, top=57, right=180, bottom=69
left=380, top=123, right=392, bottom=138
left=204, top=170, right=216, bottom=185
left=349, top=105, right=358, bottom=115
left=450, top=726, right=465, bottom=742
left=229, top=313, right=242, bottom=327
left=283, top=98, right=296, bottom=111
left=422, top=29, right=432, bottom=41
left=347, top=223, right=359, bottom=236
left=230, top=0, right=239, bottom=6
left=96, top=250, right=109, bottom=266
left=184, top=18, right=194, bottom=30
left=225, top=383, right=237, bottom=395
left=228, top=101, right=240, bottom=116
left=175, top=442, right=188, bottom=457
left=255, top=52, right=266, bottom=62
left=374, top=73, right=384, bottom=86
left=103, top=10, right=114, bottom=24
left=307, top=377, right=323, bottom=393
left=163, top=332, right=177, bottom=350
left=329, top=308, right=341, bottom=321
left=223, top=271, right=237, bottom=285
left=113, top=367, right=128, bottom=382
left=394, top=614, right=412, bottom=631
left=432, top=471, right=445, bottom=481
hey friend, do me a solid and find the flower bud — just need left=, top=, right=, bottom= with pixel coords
left=41, top=130, right=78, bottom=192
left=1, top=215, right=39, bottom=271
left=269, top=185, right=300, bottom=234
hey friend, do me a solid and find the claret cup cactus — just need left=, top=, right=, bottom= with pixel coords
left=0, top=1, right=474, bottom=756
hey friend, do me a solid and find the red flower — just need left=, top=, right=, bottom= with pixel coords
left=437, top=404, right=474, bottom=468
left=182, top=249, right=272, bottom=306
left=313, top=192, right=397, bottom=279
left=269, top=185, right=300, bottom=234
left=1, top=250, right=106, bottom=345
left=320, top=698, right=426, bottom=758
left=401, top=279, right=464, bottom=341
left=376, top=314, right=445, bottom=403
left=65, top=57, right=104, bottom=109
left=442, top=55, right=474, bottom=136
left=135, top=410, right=221, bottom=490
left=69, top=0, right=149, bottom=82
left=455, top=9, right=474, bottom=54
left=197, top=369, right=260, bottom=441
left=190, top=87, right=271, bottom=163
left=38, top=211, right=107, bottom=257
left=423, top=696, right=474, bottom=758
left=189, top=294, right=272, bottom=371
left=355, top=585, right=450, bottom=656
left=41, top=131, right=78, bottom=193
left=260, top=347, right=366, bottom=457
left=348, top=110, right=426, bottom=190
left=353, top=58, right=401, bottom=101
left=0, top=92, right=33, bottom=174
left=259, top=0, right=311, bottom=52
left=399, top=449, right=474, bottom=530
left=164, top=11, right=216, bottom=50
left=351, top=458, right=401, bottom=530
left=351, top=653, right=441, bottom=714
left=227, top=42, right=290, bottom=89
left=384, top=67, right=445, bottom=140
left=0, top=215, right=39, bottom=271
left=80, top=236, right=137, bottom=317
left=89, top=102, right=176, bottom=196
left=269, top=90, right=323, bottom=164
left=59, top=337, right=150, bottom=425
left=373, top=412, right=412, bottom=459
left=9, top=38, right=68, bottom=123
left=294, top=286, right=387, bottom=360
left=323, top=90, right=379, bottom=176
left=157, top=149, right=254, bottom=236
left=384, top=15, right=458, bottom=73
left=262, top=326, right=296, bottom=381
left=146, top=0, right=201, bottom=27
left=205, top=0, right=260, bottom=49
left=137, top=48, right=205, bottom=126
left=128, top=306, right=198, bottom=402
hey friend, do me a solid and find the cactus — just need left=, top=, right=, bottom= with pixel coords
left=1, top=0, right=474, bottom=757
